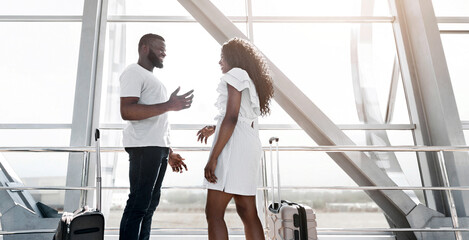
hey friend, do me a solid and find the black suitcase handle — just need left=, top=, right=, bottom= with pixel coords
left=95, top=129, right=102, bottom=212
left=269, top=137, right=281, bottom=209
left=269, top=137, right=279, bottom=144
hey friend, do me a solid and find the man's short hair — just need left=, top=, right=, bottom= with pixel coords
left=138, top=33, right=165, bottom=50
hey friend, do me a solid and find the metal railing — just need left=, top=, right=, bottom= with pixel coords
left=1, top=145, right=469, bottom=239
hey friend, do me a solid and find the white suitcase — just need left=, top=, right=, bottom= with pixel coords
left=266, top=137, right=318, bottom=240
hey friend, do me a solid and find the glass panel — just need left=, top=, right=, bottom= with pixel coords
left=393, top=151, right=423, bottom=188
left=254, top=23, right=398, bottom=124
left=370, top=24, right=400, bottom=121
left=432, top=0, right=469, bottom=16
left=2, top=152, right=69, bottom=209
left=440, top=34, right=469, bottom=120
left=258, top=101, right=297, bottom=124
left=386, top=130, right=415, bottom=146
left=391, top=73, right=411, bottom=124
left=268, top=151, right=355, bottom=187
left=2, top=152, right=69, bottom=180
left=252, top=0, right=390, bottom=16
left=0, top=0, right=84, bottom=15
left=260, top=129, right=316, bottom=146
left=108, top=0, right=246, bottom=16
left=438, top=23, right=469, bottom=31
left=465, top=130, right=469, bottom=143
left=0, top=129, right=71, bottom=146
left=107, top=0, right=189, bottom=16
left=0, top=23, right=80, bottom=123
left=344, top=129, right=423, bottom=203
left=210, top=0, right=247, bottom=16
left=100, top=22, right=248, bottom=126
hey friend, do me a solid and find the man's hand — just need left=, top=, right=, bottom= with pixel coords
left=197, top=125, right=216, bottom=144
left=167, top=87, right=194, bottom=111
left=168, top=152, right=188, bottom=173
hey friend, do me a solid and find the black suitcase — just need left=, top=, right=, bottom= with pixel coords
left=53, top=129, right=105, bottom=240
left=53, top=207, right=104, bottom=240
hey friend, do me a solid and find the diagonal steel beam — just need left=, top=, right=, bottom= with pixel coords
left=177, top=0, right=440, bottom=237
left=389, top=0, right=469, bottom=218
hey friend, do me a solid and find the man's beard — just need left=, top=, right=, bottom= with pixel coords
left=148, top=49, right=163, bottom=68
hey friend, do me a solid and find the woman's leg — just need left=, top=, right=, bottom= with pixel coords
left=206, top=189, right=233, bottom=240
left=233, top=195, right=265, bottom=240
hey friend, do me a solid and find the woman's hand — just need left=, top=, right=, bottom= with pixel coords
left=168, top=152, right=187, bottom=173
left=204, top=158, right=218, bottom=183
left=197, top=125, right=216, bottom=144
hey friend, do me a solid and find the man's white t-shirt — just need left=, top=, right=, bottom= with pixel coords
left=119, top=63, right=170, bottom=148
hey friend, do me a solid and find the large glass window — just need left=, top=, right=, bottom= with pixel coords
left=5, top=0, right=459, bottom=235
left=108, top=0, right=246, bottom=16
left=0, top=0, right=84, bottom=15
left=254, top=22, right=402, bottom=124
left=0, top=2, right=83, bottom=216
left=0, top=23, right=81, bottom=123
left=252, top=0, right=390, bottom=16
left=98, top=0, right=414, bottom=230
left=440, top=34, right=469, bottom=121
left=432, top=0, right=469, bottom=16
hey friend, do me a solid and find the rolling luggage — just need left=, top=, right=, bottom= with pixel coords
left=266, top=137, right=318, bottom=240
left=53, top=129, right=105, bottom=240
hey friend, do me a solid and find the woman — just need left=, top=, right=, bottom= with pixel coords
left=197, top=38, right=274, bottom=240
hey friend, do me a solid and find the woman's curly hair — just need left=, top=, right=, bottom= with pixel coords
left=222, top=38, right=274, bottom=116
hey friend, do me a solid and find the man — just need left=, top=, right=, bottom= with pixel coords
left=119, top=33, right=194, bottom=240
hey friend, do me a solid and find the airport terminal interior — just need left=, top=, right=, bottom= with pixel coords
left=1, top=0, right=469, bottom=239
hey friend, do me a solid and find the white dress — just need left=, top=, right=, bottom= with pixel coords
left=204, top=68, right=262, bottom=196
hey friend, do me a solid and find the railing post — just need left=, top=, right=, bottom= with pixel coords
left=80, top=150, right=90, bottom=208
left=437, top=151, right=462, bottom=240
left=261, top=150, right=269, bottom=234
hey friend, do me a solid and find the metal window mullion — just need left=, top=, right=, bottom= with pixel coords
left=437, top=17, right=469, bottom=23
left=5, top=185, right=469, bottom=191
left=0, top=124, right=72, bottom=129
left=245, top=0, right=254, bottom=41
left=4, top=16, right=469, bottom=24
left=385, top=56, right=400, bottom=123
left=4, top=145, right=469, bottom=152
left=437, top=151, right=462, bottom=240
left=106, top=15, right=394, bottom=23
left=0, top=15, right=81, bottom=22
left=65, top=0, right=107, bottom=212
left=0, top=123, right=417, bottom=130
left=4, top=227, right=469, bottom=236
left=85, top=0, right=109, bottom=211
left=440, top=30, right=469, bottom=34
